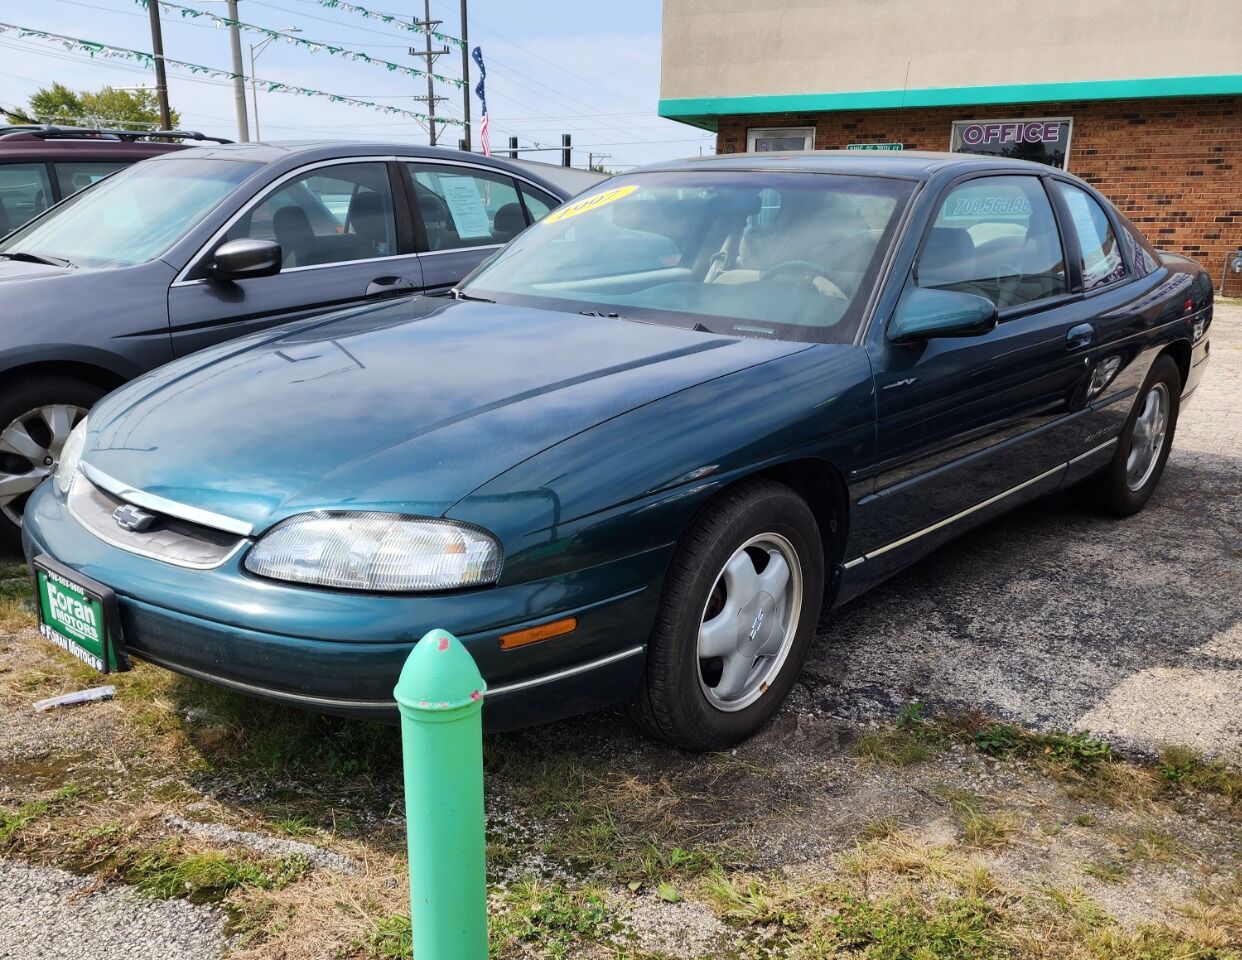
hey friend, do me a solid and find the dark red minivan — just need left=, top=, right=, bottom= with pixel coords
left=0, top=126, right=228, bottom=235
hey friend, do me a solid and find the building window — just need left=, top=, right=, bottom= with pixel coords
left=746, top=126, right=814, bottom=152
left=949, top=118, right=1073, bottom=170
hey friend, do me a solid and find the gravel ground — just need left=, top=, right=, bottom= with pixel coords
left=805, top=301, right=1241, bottom=761
left=0, top=860, right=227, bottom=960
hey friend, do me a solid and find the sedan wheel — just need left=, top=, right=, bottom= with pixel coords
left=631, top=479, right=825, bottom=751
left=0, top=377, right=105, bottom=547
left=1082, top=354, right=1180, bottom=517
left=697, top=533, right=803, bottom=712
left=1125, top=382, right=1169, bottom=492
left=0, top=404, right=89, bottom=528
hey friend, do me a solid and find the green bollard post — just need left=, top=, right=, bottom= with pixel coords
left=394, top=628, right=489, bottom=960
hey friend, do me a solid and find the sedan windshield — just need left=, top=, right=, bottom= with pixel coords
left=461, top=170, right=914, bottom=342
left=0, top=158, right=261, bottom=269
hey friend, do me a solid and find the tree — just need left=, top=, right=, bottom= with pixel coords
left=5, top=83, right=179, bottom=131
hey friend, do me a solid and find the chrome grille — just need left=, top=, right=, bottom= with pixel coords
left=68, top=475, right=246, bottom=569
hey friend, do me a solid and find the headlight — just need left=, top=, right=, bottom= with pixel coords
left=55, top=417, right=88, bottom=496
left=244, top=512, right=503, bottom=592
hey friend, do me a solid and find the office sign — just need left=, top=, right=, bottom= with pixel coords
left=950, top=117, right=1072, bottom=169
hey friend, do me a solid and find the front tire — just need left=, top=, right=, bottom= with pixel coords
left=0, top=376, right=102, bottom=549
left=1083, top=354, right=1181, bottom=516
left=631, top=479, right=825, bottom=751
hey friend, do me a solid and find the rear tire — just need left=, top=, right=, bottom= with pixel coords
left=0, top=376, right=103, bottom=549
left=630, top=479, right=825, bottom=751
left=1082, top=355, right=1180, bottom=517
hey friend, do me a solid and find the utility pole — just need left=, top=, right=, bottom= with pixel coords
left=226, top=0, right=250, bottom=141
left=459, top=0, right=470, bottom=151
left=145, top=0, right=173, bottom=129
left=411, top=0, right=448, bottom=146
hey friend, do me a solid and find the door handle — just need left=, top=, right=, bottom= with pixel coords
left=365, top=276, right=417, bottom=298
left=1066, top=323, right=1095, bottom=350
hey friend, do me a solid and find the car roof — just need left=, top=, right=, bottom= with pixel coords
left=146, top=140, right=572, bottom=195
left=631, top=150, right=1060, bottom=180
left=0, top=135, right=183, bottom=161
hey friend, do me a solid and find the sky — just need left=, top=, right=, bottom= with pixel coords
left=0, top=0, right=716, bottom=170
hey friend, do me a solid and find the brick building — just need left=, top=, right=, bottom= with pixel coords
left=658, top=0, right=1242, bottom=287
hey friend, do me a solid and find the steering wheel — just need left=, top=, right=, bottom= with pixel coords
left=759, top=260, right=850, bottom=300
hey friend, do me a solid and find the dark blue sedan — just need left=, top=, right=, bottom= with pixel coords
left=23, top=152, right=1212, bottom=750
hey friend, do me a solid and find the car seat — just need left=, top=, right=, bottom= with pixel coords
left=918, top=227, right=978, bottom=292
left=491, top=202, right=526, bottom=243
left=272, top=205, right=318, bottom=268
left=347, top=190, right=390, bottom=257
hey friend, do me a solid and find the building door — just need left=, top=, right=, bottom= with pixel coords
left=746, top=127, right=814, bottom=152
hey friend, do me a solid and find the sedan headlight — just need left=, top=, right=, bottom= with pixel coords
left=54, top=417, right=88, bottom=496
left=244, top=512, right=503, bottom=592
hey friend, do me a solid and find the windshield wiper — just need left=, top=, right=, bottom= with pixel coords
left=451, top=288, right=493, bottom=303
left=579, top=309, right=622, bottom=319
left=0, top=251, right=73, bottom=268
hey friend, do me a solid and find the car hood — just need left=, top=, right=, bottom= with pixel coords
left=84, top=296, right=809, bottom=533
left=0, top=257, right=77, bottom=282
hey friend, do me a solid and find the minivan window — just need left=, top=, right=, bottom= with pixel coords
left=0, top=163, right=52, bottom=234
left=0, top=158, right=261, bottom=269
left=54, top=161, right=128, bottom=199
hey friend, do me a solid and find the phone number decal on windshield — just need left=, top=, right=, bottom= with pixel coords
left=543, top=184, right=638, bottom=224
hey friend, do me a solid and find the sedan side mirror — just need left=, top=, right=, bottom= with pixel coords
left=889, top=286, right=998, bottom=343
left=209, top=238, right=282, bottom=281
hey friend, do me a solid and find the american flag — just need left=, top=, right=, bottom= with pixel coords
left=472, top=46, right=490, bottom=156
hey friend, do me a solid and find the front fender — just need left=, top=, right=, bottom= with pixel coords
left=447, top=344, right=876, bottom=585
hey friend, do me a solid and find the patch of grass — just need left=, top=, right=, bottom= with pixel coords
left=825, top=894, right=1003, bottom=960
left=0, top=784, right=82, bottom=846
left=361, top=881, right=616, bottom=960
left=1083, top=861, right=1132, bottom=884
left=703, top=872, right=819, bottom=929
left=490, top=879, right=615, bottom=959
left=972, top=723, right=1114, bottom=770
left=1157, top=746, right=1242, bottom=801
left=855, top=702, right=945, bottom=765
left=932, top=786, right=1015, bottom=849
left=118, top=843, right=311, bottom=904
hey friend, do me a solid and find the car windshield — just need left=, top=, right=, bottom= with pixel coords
left=461, top=170, right=914, bottom=342
left=0, top=158, right=261, bottom=269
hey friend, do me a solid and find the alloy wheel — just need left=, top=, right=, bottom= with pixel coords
left=0, top=404, right=88, bottom=527
left=696, top=532, right=803, bottom=712
left=1125, top=382, right=1169, bottom=492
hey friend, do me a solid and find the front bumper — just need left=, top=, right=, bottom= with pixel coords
left=23, top=482, right=665, bottom=729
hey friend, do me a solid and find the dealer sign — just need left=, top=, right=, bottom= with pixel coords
left=950, top=117, right=1072, bottom=170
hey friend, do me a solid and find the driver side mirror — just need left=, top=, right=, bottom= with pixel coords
left=889, top=286, right=998, bottom=343
left=209, top=238, right=282, bottom=281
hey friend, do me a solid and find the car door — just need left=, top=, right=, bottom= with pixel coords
left=167, top=158, right=422, bottom=357
left=856, top=172, right=1094, bottom=568
left=402, top=161, right=550, bottom=293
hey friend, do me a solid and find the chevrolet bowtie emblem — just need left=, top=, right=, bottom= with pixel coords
left=113, top=503, right=157, bottom=533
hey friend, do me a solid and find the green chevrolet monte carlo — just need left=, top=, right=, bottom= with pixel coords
left=23, top=152, right=1212, bottom=750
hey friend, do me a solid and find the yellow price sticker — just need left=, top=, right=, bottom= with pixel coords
left=542, top=184, right=638, bottom=225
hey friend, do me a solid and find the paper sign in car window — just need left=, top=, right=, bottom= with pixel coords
left=542, top=184, right=638, bottom=225
left=439, top=176, right=493, bottom=239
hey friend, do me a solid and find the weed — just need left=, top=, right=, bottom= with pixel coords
left=855, top=703, right=945, bottom=765
left=1157, top=746, right=1242, bottom=801
left=489, top=879, right=615, bottom=959
left=1084, top=861, right=1132, bottom=884
left=0, top=784, right=82, bottom=846
left=971, top=722, right=1114, bottom=770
